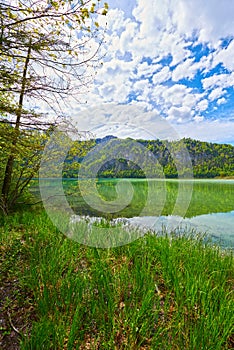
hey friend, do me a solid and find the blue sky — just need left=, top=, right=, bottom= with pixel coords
left=73, top=1, right=234, bottom=144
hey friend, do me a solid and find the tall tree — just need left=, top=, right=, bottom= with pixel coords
left=0, top=0, right=108, bottom=213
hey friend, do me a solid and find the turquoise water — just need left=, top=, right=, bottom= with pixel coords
left=37, top=178, right=234, bottom=247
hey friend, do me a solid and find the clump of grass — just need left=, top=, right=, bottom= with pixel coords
left=0, top=210, right=233, bottom=349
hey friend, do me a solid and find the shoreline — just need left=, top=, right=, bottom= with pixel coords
left=1, top=209, right=233, bottom=349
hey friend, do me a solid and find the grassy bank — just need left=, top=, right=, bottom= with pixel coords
left=0, top=210, right=233, bottom=349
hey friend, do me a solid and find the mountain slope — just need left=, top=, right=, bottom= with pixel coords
left=62, top=137, right=234, bottom=178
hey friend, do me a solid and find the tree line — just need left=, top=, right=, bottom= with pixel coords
left=62, top=136, right=234, bottom=179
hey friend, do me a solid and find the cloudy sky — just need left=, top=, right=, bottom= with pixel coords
left=72, top=1, right=234, bottom=144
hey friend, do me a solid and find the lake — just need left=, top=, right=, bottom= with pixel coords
left=37, top=178, right=234, bottom=248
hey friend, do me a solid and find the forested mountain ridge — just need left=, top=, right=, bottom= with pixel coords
left=181, top=138, right=233, bottom=178
left=63, top=136, right=234, bottom=178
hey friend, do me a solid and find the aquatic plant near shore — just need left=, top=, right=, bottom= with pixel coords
left=0, top=210, right=233, bottom=349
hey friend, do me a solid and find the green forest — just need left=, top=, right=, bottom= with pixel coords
left=62, top=135, right=234, bottom=179
left=1, top=120, right=233, bottom=214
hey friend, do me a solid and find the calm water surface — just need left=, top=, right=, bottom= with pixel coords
left=37, top=179, right=234, bottom=247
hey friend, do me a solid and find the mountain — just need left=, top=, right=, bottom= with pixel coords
left=95, top=135, right=117, bottom=144
left=62, top=137, right=234, bottom=179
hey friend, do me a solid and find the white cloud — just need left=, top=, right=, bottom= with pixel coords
left=150, top=84, right=167, bottom=105
left=167, top=106, right=194, bottom=123
left=172, top=58, right=197, bottom=82
left=152, top=66, right=171, bottom=84
left=212, top=39, right=234, bottom=71
left=137, top=62, right=161, bottom=78
left=128, top=0, right=234, bottom=61
left=133, top=79, right=149, bottom=91
left=73, top=104, right=234, bottom=144
left=70, top=1, right=234, bottom=143
left=119, top=21, right=139, bottom=53
left=172, top=0, right=234, bottom=45
left=159, top=32, right=192, bottom=67
left=162, top=84, right=192, bottom=106
left=202, top=72, right=234, bottom=90
left=208, top=87, right=227, bottom=101
left=217, top=97, right=226, bottom=105
left=193, top=115, right=204, bottom=123
left=175, top=119, right=234, bottom=143
left=99, top=8, right=127, bottom=33
left=196, top=99, right=209, bottom=112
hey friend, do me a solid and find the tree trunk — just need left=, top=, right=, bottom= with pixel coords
left=1, top=40, right=32, bottom=213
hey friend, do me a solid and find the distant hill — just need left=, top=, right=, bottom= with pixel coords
left=62, top=137, right=234, bottom=179
left=95, top=135, right=117, bottom=144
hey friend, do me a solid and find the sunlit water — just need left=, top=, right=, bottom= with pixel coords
left=128, top=211, right=234, bottom=248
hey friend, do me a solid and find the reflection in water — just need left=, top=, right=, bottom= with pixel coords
left=37, top=179, right=234, bottom=218
left=75, top=179, right=233, bottom=247
left=73, top=179, right=234, bottom=218
left=128, top=211, right=234, bottom=248
left=34, top=179, right=234, bottom=247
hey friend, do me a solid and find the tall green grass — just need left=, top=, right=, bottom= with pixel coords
left=0, top=210, right=233, bottom=349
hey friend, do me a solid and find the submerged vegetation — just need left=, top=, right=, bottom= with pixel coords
left=0, top=210, right=233, bottom=349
